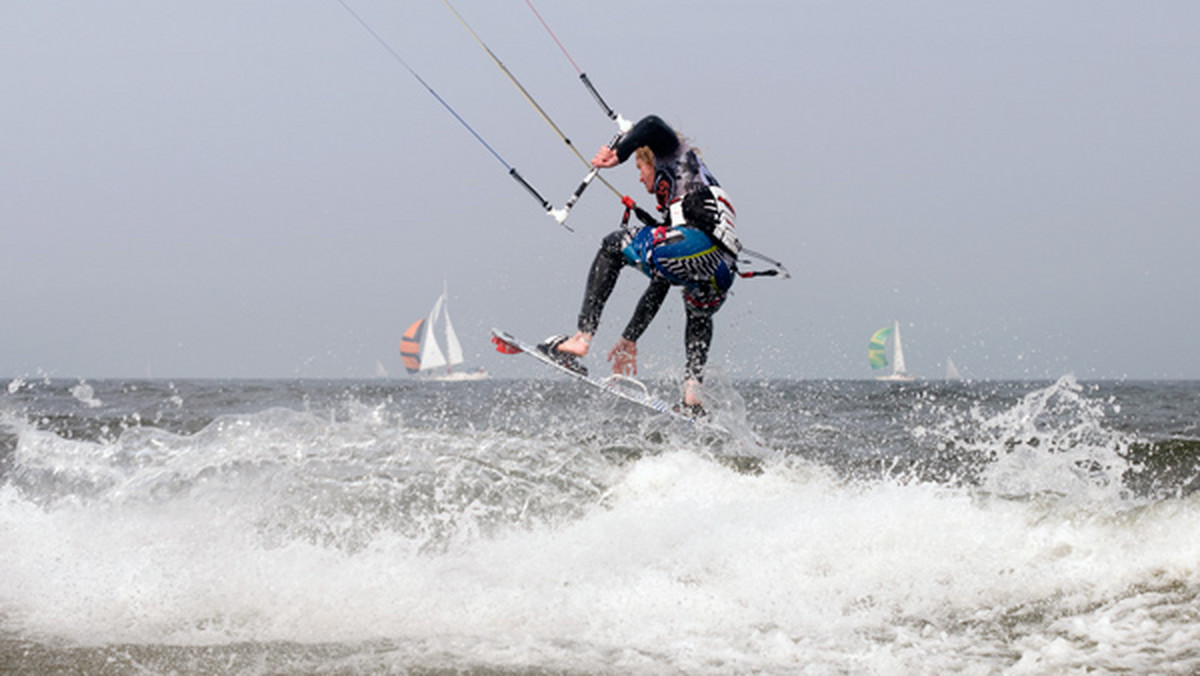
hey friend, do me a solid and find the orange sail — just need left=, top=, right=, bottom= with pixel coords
left=399, top=318, right=426, bottom=373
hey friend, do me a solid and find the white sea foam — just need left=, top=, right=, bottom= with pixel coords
left=1, top=380, right=1198, bottom=673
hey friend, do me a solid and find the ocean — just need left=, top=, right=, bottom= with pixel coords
left=2, top=375, right=1199, bottom=675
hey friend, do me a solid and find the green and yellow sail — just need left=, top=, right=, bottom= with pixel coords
left=868, top=325, right=893, bottom=370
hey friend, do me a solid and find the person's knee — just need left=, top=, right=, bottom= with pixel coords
left=601, top=230, right=626, bottom=253
left=683, top=289, right=727, bottom=317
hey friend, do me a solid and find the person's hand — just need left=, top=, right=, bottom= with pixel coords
left=592, top=146, right=619, bottom=168
left=607, top=338, right=637, bottom=376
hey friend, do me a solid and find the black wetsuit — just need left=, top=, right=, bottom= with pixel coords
left=574, top=115, right=736, bottom=382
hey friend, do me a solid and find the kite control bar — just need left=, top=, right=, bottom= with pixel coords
left=549, top=124, right=632, bottom=224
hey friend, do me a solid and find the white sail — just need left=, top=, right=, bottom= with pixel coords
left=892, top=321, right=908, bottom=376
left=946, top=357, right=962, bottom=381
left=442, top=300, right=465, bottom=368
left=418, top=294, right=448, bottom=371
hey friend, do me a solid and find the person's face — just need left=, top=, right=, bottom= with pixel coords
left=637, top=158, right=655, bottom=194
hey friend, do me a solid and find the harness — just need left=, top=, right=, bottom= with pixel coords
left=618, top=192, right=776, bottom=281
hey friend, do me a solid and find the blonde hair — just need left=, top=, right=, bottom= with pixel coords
left=634, top=138, right=697, bottom=168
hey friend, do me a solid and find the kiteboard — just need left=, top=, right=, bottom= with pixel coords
left=490, top=328, right=723, bottom=430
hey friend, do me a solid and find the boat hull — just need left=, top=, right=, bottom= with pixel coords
left=418, top=370, right=490, bottom=382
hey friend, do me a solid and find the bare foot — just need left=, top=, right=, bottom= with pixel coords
left=557, top=332, right=592, bottom=357
left=683, top=378, right=702, bottom=406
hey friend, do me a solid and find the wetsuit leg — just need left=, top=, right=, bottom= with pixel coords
left=621, top=276, right=671, bottom=342
left=681, top=281, right=729, bottom=382
left=684, top=310, right=713, bottom=382
left=577, top=230, right=628, bottom=334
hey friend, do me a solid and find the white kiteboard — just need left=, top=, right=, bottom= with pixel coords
left=491, top=328, right=725, bottom=431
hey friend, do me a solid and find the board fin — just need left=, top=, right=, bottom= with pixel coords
left=491, top=333, right=522, bottom=355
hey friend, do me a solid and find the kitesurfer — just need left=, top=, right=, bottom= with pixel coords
left=539, top=115, right=740, bottom=416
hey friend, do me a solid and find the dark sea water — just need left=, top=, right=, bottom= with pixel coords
left=2, top=375, right=1199, bottom=674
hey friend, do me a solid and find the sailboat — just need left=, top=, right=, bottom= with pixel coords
left=945, top=356, right=963, bottom=381
left=399, top=286, right=489, bottom=381
left=868, top=321, right=916, bottom=381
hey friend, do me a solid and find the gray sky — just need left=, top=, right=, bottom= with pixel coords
left=4, top=1, right=1198, bottom=380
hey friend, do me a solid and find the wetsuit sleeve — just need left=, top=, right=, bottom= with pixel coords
left=621, top=276, right=671, bottom=342
left=612, top=115, right=680, bottom=164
